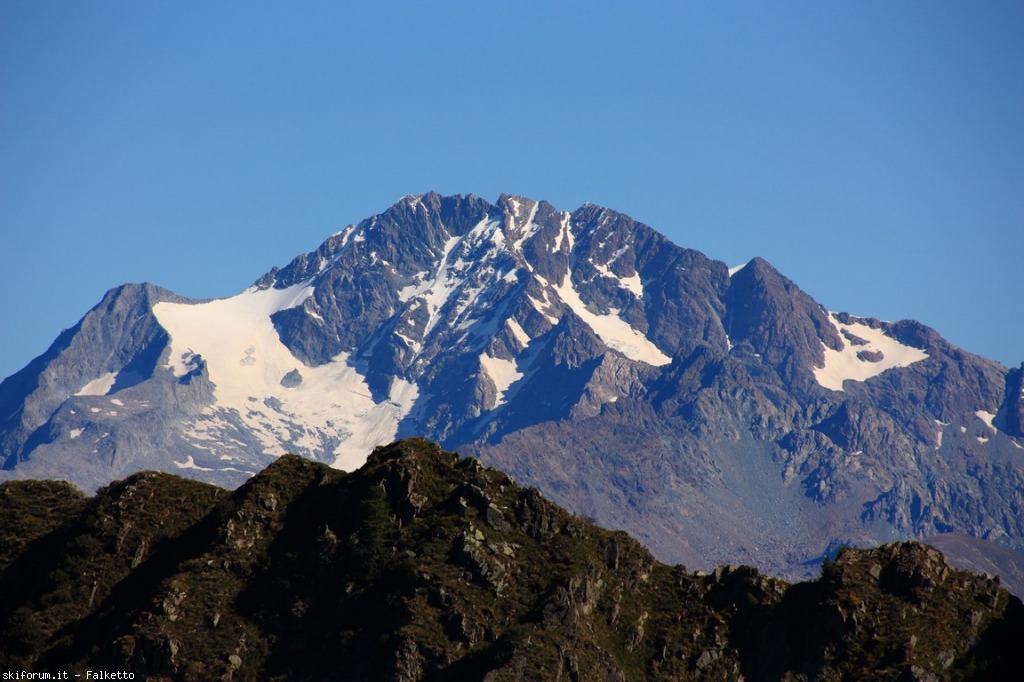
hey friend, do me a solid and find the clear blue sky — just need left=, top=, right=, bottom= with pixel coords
left=2, top=1, right=1021, bottom=381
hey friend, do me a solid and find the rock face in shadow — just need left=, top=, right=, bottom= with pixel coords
left=2, top=193, right=1022, bottom=586
left=0, top=439, right=1021, bottom=681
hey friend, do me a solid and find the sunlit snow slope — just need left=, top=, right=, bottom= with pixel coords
left=153, top=284, right=418, bottom=471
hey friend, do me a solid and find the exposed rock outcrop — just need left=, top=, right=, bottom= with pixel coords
left=1, top=439, right=1021, bottom=680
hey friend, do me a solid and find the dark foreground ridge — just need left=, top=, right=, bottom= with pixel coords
left=1, top=439, right=1021, bottom=681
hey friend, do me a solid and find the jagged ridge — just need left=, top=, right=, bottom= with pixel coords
left=1, top=192, right=1022, bottom=585
left=0, top=439, right=1021, bottom=681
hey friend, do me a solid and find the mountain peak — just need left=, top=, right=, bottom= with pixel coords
left=2, top=193, right=1022, bottom=589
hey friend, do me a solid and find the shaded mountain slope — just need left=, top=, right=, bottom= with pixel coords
left=0, top=439, right=1021, bottom=681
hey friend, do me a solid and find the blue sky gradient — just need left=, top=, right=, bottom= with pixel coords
left=2, top=1, right=1021, bottom=380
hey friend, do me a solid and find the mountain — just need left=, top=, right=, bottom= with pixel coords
left=1, top=438, right=1021, bottom=681
left=2, top=192, right=1022, bottom=583
left=923, top=533, right=1024, bottom=599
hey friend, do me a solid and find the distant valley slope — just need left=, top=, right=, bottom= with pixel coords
left=2, top=192, right=1022, bottom=582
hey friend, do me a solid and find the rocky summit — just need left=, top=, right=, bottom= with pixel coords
left=0, top=439, right=1021, bottom=681
left=1, top=193, right=1022, bottom=584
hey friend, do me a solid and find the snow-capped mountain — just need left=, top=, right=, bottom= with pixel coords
left=2, top=192, right=1022, bottom=579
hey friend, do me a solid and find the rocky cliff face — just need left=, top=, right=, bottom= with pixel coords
left=1, top=193, right=1022, bottom=583
left=1, top=439, right=1020, bottom=681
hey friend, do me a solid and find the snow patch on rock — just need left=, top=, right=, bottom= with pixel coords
left=506, top=318, right=531, bottom=348
left=76, top=372, right=117, bottom=397
left=173, top=455, right=215, bottom=472
left=814, top=313, right=928, bottom=392
left=975, top=410, right=998, bottom=434
left=479, top=353, right=523, bottom=409
left=728, top=262, right=749, bottom=277
left=548, top=272, right=670, bottom=367
left=591, top=259, right=644, bottom=299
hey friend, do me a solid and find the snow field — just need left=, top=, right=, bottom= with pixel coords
left=813, top=313, right=928, bottom=391
left=153, top=283, right=419, bottom=470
